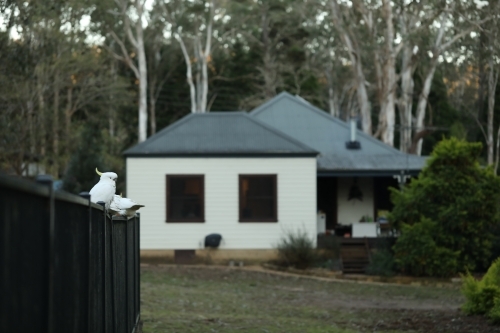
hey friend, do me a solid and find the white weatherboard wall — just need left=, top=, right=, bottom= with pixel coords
left=127, top=157, right=316, bottom=250
left=337, top=177, right=374, bottom=225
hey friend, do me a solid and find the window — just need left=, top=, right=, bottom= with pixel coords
left=239, top=175, right=277, bottom=222
left=166, top=175, right=204, bottom=222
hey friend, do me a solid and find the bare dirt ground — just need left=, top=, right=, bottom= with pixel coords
left=141, top=265, right=496, bottom=333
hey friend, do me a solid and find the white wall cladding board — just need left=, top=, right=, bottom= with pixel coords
left=126, top=157, right=316, bottom=250
left=337, top=177, right=374, bottom=225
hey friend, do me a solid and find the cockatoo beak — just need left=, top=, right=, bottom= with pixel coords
left=96, top=168, right=103, bottom=176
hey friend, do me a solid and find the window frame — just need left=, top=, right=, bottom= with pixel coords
left=239, top=174, right=278, bottom=223
left=166, top=174, right=205, bottom=223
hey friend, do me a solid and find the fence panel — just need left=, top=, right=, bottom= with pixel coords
left=0, top=175, right=141, bottom=333
left=113, top=218, right=127, bottom=333
left=89, top=205, right=106, bottom=333
left=126, top=218, right=135, bottom=331
left=53, top=196, right=91, bottom=333
left=0, top=179, right=50, bottom=333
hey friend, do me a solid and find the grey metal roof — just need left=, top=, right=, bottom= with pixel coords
left=317, top=154, right=427, bottom=172
left=123, top=112, right=318, bottom=157
left=251, top=92, right=428, bottom=172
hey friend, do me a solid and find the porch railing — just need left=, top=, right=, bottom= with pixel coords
left=0, top=174, right=140, bottom=333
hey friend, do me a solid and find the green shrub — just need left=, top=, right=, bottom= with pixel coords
left=366, top=249, right=395, bottom=277
left=462, top=283, right=500, bottom=315
left=316, top=236, right=341, bottom=270
left=482, top=258, right=500, bottom=286
left=275, top=229, right=317, bottom=270
left=489, top=298, right=500, bottom=324
left=461, top=258, right=500, bottom=323
left=390, top=138, right=500, bottom=272
left=392, top=218, right=459, bottom=277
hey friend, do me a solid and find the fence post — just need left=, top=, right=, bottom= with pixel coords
left=80, top=192, right=92, bottom=333
left=108, top=209, right=117, bottom=333
left=96, top=201, right=108, bottom=333
left=136, top=213, right=140, bottom=325
left=36, top=175, right=54, bottom=333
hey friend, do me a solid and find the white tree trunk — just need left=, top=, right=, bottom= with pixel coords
left=414, top=60, right=438, bottom=155
left=495, top=124, right=500, bottom=173
left=356, top=66, right=372, bottom=134
left=398, top=45, right=415, bottom=152
left=488, top=59, right=499, bottom=165
left=381, top=89, right=396, bottom=146
left=111, top=0, right=149, bottom=142
left=176, top=34, right=197, bottom=113
left=136, top=18, right=148, bottom=142
left=377, top=0, right=397, bottom=146
left=330, top=0, right=372, bottom=134
left=325, top=69, right=339, bottom=117
left=200, top=1, right=213, bottom=113
left=174, top=0, right=214, bottom=113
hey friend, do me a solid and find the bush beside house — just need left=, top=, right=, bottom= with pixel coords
left=390, top=138, right=500, bottom=276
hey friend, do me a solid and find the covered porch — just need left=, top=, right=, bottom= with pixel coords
left=316, top=170, right=416, bottom=238
left=316, top=170, right=416, bottom=274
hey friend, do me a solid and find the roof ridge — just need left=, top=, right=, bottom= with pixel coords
left=123, top=110, right=319, bottom=156
left=250, top=92, right=406, bottom=156
left=124, top=112, right=249, bottom=154
left=192, top=111, right=245, bottom=115
left=240, top=113, right=318, bottom=153
left=123, top=113, right=197, bottom=154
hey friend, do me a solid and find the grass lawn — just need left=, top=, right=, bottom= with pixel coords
left=140, top=265, right=495, bottom=333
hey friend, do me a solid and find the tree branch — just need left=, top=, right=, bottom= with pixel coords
left=175, top=33, right=197, bottom=113
left=109, top=30, right=140, bottom=79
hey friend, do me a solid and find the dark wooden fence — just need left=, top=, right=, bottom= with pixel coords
left=0, top=174, right=140, bottom=333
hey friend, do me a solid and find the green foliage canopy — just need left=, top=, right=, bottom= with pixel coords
left=390, top=138, right=500, bottom=273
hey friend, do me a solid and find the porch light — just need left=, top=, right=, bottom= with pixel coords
left=348, top=177, right=363, bottom=201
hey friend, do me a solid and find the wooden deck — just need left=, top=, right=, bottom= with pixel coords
left=318, top=236, right=397, bottom=274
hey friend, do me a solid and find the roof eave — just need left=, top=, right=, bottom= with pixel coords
left=124, top=152, right=319, bottom=158
left=317, top=169, right=422, bottom=177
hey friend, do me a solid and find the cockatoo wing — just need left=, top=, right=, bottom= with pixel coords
left=89, top=182, right=115, bottom=209
left=108, top=195, right=122, bottom=215
left=119, top=197, right=145, bottom=210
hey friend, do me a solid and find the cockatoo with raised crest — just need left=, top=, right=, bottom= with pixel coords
left=109, top=194, right=145, bottom=217
left=89, top=168, right=117, bottom=209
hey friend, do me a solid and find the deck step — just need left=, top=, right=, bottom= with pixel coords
left=340, top=242, right=370, bottom=274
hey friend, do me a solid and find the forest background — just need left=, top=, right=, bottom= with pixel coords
left=1, top=0, right=499, bottom=194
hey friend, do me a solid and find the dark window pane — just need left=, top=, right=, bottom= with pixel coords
left=240, top=175, right=276, bottom=221
left=244, top=198, right=274, bottom=219
left=167, top=176, right=204, bottom=221
left=247, top=178, right=273, bottom=196
left=170, top=178, right=202, bottom=196
left=170, top=198, right=202, bottom=219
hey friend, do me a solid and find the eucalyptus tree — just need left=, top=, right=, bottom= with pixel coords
left=157, top=0, right=219, bottom=113
left=225, top=0, right=319, bottom=109
left=105, top=0, right=149, bottom=142
left=326, top=0, right=491, bottom=154
left=482, top=2, right=500, bottom=170
left=145, top=1, right=183, bottom=134
left=0, top=0, right=128, bottom=176
left=301, top=3, right=355, bottom=119
left=410, top=1, right=491, bottom=155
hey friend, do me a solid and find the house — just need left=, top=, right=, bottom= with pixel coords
left=251, top=92, right=427, bottom=237
left=124, top=92, right=427, bottom=263
left=124, top=111, right=319, bottom=262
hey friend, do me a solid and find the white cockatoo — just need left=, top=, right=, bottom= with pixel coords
left=109, top=194, right=145, bottom=217
left=89, top=168, right=117, bottom=209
